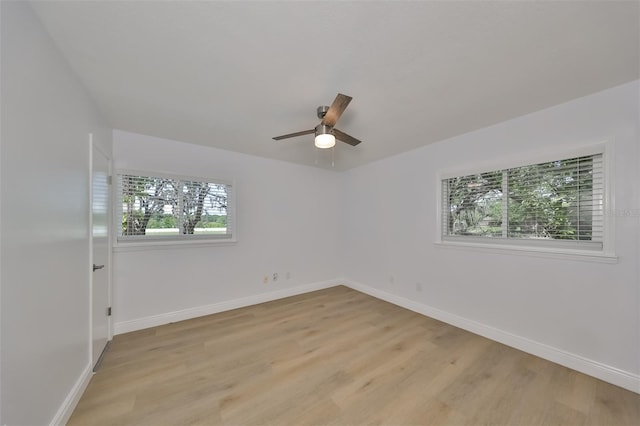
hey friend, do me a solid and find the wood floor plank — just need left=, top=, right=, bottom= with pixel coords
left=69, top=286, right=640, bottom=425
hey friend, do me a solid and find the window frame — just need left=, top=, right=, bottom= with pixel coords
left=435, top=142, right=617, bottom=263
left=113, top=169, right=237, bottom=249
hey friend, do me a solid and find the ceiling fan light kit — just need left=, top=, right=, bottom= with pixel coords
left=314, top=124, right=335, bottom=148
left=273, top=93, right=362, bottom=149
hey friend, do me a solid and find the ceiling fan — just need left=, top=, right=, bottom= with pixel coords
left=272, top=93, right=362, bottom=149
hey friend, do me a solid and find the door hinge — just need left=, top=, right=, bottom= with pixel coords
left=107, top=175, right=113, bottom=185
left=107, top=307, right=112, bottom=316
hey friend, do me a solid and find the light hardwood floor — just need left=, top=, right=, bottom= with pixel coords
left=70, top=286, right=640, bottom=425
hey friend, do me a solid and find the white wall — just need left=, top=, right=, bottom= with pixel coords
left=112, top=131, right=342, bottom=330
left=342, top=81, right=640, bottom=389
left=0, top=2, right=112, bottom=425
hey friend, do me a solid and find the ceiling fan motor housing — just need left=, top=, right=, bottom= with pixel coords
left=315, top=123, right=333, bottom=136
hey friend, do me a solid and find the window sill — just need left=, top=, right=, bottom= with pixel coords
left=434, top=240, right=618, bottom=264
left=114, top=238, right=237, bottom=252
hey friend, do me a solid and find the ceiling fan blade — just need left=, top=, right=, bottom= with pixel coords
left=321, top=93, right=352, bottom=127
left=333, top=128, right=362, bottom=146
left=272, top=129, right=315, bottom=140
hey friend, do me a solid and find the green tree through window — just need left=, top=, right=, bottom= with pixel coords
left=118, top=173, right=233, bottom=241
left=442, top=154, right=603, bottom=249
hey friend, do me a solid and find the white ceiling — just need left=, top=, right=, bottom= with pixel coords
left=30, top=1, right=639, bottom=171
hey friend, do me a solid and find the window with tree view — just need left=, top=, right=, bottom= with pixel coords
left=441, top=153, right=603, bottom=250
left=116, top=172, right=234, bottom=242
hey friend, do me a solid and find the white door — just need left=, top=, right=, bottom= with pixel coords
left=91, top=138, right=110, bottom=369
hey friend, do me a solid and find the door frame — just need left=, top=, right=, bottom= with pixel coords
left=89, top=133, right=113, bottom=368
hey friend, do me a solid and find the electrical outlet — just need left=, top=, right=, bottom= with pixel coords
left=263, top=275, right=269, bottom=284
left=273, top=272, right=279, bottom=281
left=286, top=271, right=291, bottom=280
left=415, top=282, right=423, bottom=292
left=389, top=275, right=395, bottom=284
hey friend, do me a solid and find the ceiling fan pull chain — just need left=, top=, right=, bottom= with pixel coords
left=331, top=146, right=335, bottom=168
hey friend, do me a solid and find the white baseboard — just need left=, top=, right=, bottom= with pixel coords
left=50, top=363, right=92, bottom=426
left=343, top=279, right=640, bottom=394
left=114, top=279, right=342, bottom=335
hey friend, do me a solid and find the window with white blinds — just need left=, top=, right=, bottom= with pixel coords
left=116, top=172, right=234, bottom=242
left=441, top=153, right=604, bottom=251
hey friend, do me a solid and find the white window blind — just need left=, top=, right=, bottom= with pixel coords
left=441, top=154, right=604, bottom=251
left=116, top=172, right=234, bottom=242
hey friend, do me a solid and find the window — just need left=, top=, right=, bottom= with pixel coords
left=441, top=152, right=604, bottom=251
left=116, top=171, right=234, bottom=243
